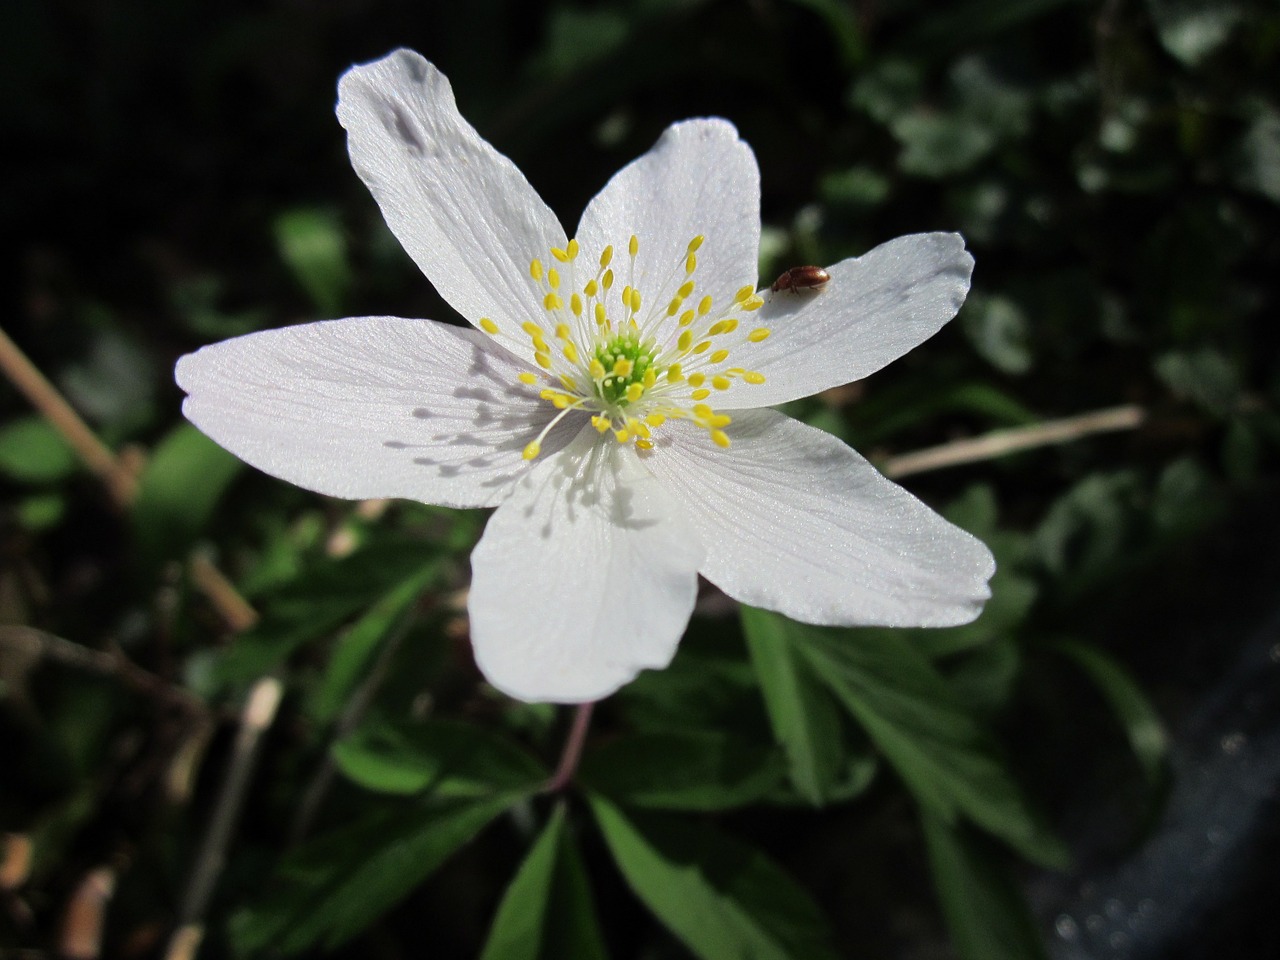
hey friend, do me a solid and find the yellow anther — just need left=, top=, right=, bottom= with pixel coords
left=708, top=320, right=728, bottom=336
left=698, top=295, right=713, bottom=316
left=687, top=373, right=706, bottom=387
left=635, top=421, right=652, bottom=439
left=667, top=364, right=684, bottom=382
left=551, top=246, right=569, bottom=262
left=748, top=328, right=771, bottom=343
left=548, top=268, right=561, bottom=290
left=571, top=293, right=583, bottom=316
left=555, top=323, right=570, bottom=340
left=523, top=440, right=541, bottom=460
left=612, top=357, right=633, bottom=377
left=625, top=383, right=645, bottom=403
left=628, top=235, right=639, bottom=256
left=600, top=245, right=614, bottom=267
left=710, top=429, right=730, bottom=448
left=693, top=340, right=711, bottom=354
left=564, top=343, right=580, bottom=364
left=615, top=429, right=631, bottom=443
left=710, top=413, right=732, bottom=428
left=678, top=309, right=696, bottom=327
left=535, top=352, right=551, bottom=370
left=530, top=259, right=545, bottom=281
left=677, top=280, right=695, bottom=299
left=733, top=284, right=754, bottom=303
left=721, top=318, right=739, bottom=333
left=595, top=303, right=607, bottom=325
left=592, top=415, right=611, bottom=433
left=710, top=349, right=730, bottom=363
left=629, top=288, right=642, bottom=312
left=543, top=292, right=563, bottom=310
left=589, top=358, right=606, bottom=379
left=677, top=330, right=693, bottom=352
left=642, top=368, right=657, bottom=388
left=522, top=321, right=542, bottom=336
left=712, top=375, right=731, bottom=390
left=687, top=235, right=705, bottom=253
left=744, top=371, right=766, bottom=384
left=692, top=404, right=713, bottom=418
left=667, top=297, right=683, bottom=316
left=692, top=388, right=711, bottom=400
left=743, top=295, right=765, bottom=311
left=518, top=372, right=538, bottom=385
left=479, top=317, right=499, bottom=334
left=685, top=252, right=697, bottom=275
left=636, top=438, right=654, bottom=450
left=603, top=269, right=614, bottom=290
left=584, top=279, right=599, bottom=297
left=532, top=336, right=549, bottom=354
left=646, top=413, right=666, bottom=427
left=567, top=238, right=580, bottom=260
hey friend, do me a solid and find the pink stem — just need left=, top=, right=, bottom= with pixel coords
left=544, top=701, right=596, bottom=793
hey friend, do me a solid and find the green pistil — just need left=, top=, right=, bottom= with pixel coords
left=594, top=332, right=658, bottom=407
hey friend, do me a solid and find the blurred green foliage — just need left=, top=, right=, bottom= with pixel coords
left=3, top=0, right=1279, bottom=958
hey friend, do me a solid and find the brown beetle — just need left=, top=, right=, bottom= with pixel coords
left=770, top=265, right=831, bottom=294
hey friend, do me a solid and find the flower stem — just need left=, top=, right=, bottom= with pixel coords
left=544, top=701, right=596, bottom=793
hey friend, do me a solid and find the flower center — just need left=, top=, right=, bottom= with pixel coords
left=476, top=234, right=770, bottom=460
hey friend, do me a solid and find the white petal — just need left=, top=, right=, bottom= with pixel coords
left=468, top=430, right=705, bottom=703
left=176, top=318, right=580, bottom=509
left=644, top=409, right=994, bottom=626
left=337, top=50, right=565, bottom=347
left=719, top=233, right=974, bottom=409
left=574, top=119, right=759, bottom=332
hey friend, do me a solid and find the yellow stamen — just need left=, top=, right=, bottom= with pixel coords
left=479, top=318, right=499, bottom=335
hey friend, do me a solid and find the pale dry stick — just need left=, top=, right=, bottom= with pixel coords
left=880, top=404, right=1146, bottom=480
left=165, top=677, right=284, bottom=960
left=0, top=325, right=138, bottom=507
left=189, top=553, right=260, bottom=632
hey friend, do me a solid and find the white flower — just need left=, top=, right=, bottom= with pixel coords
left=175, top=49, right=994, bottom=704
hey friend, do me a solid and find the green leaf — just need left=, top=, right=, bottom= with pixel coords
left=333, top=719, right=546, bottom=797
left=754, top=610, right=1066, bottom=867
left=580, top=730, right=785, bottom=811
left=274, top=207, right=353, bottom=317
left=921, top=814, right=1047, bottom=960
left=479, top=806, right=608, bottom=960
left=306, top=562, right=440, bottom=725
left=741, top=606, right=851, bottom=804
left=230, top=792, right=521, bottom=955
left=212, top=541, right=444, bottom=687
left=961, top=292, right=1033, bottom=375
left=0, top=416, right=78, bottom=483
left=131, top=423, right=244, bottom=563
left=590, top=795, right=839, bottom=960
left=1052, top=641, right=1168, bottom=790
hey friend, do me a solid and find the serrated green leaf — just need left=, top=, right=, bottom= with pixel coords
left=580, top=730, right=785, bottom=811
left=0, top=416, right=78, bottom=483
left=752, top=610, right=1066, bottom=867
left=922, top=814, right=1047, bottom=960
left=230, top=792, right=521, bottom=956
left=741, top=606, right=849, bottom=804
left=479, top=806, right=608, bottom=960
left=333, top=719, right=546, bottom=797
left=212, top=541, right=444, bottom=687
left=591, top=795, right=839, bottom=960
left=131, top=423, right=244, bottom=563
left=306, top=562, right=441, bottom=725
